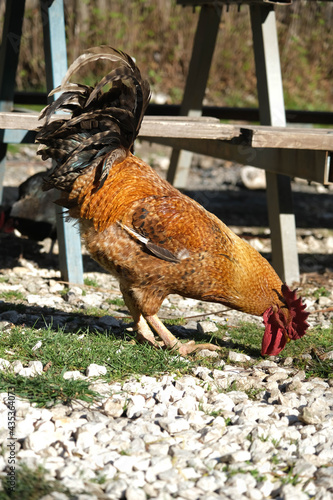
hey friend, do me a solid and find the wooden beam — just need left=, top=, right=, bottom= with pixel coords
left=241, top=126, right=333, bottom=150
left=167, top=3, right=222, bottom=188
left=144, top=137, right=330, bottom=185
left=251, top=3, right=298, bottom=283
left=0, top=0, right=26, bottom=203
left=1, top=112, right=332, bottom=151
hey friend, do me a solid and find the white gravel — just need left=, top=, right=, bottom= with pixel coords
left=0, top=262, right=332, bottom=499
left=1, top=364, right=333, bottom=499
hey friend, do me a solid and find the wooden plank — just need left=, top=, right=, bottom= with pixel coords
left=1, top=111, right=330, bottom=183
left=142, top=137, right=331, bottom=184
left=140, top=119, right=237, bottom=140
left=0, top=112, right=239, bottom=140
left=0, top=112, right=221, bottom=129
left=0, top=111, right=41, bottom=130
left=243, top=125, right=333, bottom=150
left=1, top=111, right=332, bottom=156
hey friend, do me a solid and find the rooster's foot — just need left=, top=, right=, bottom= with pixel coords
left=175, top=340, right=221, bottom=356
left=146, top=314, right=220, bottom=355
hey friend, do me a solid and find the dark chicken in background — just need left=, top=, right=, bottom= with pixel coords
left=10, top=171, right=57, bottom=244
left=36, top=46, right=309, bottom=355
left=0, top=171, right=57, bottom=249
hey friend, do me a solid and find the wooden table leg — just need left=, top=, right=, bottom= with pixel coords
left=250, top=4, right=300, bottom=283
left=167, top=3, right=222, bottom=188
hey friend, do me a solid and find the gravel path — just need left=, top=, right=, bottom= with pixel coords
left=0, top=146, right=332, bottom=499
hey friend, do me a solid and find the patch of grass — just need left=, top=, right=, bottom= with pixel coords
left=206, top=409, right=224, bottom=418
left=84, top=277, right=99, bottom=288
left=81, top=306, right=113, bottom=317
left=91, top=473, right=107, bottom=485
left=165, top=318, right=187, bottom=327
left=0, top=371, right=99, bottom=408
left=313, top=286, right=330, bottom=299
left=107, top=297, right=125, bottom=307
left=6, top=144, right=23, bottom=155
left=2, top=463, right=71, bottom=500
left=223, top=380, right=239, bottom=393
left=221, top=322, right=264, bottom=358
left=0, top=291, right=25, bottom=301
left=244, top=388, right=263, bottom=400
left=222, top=465, right=266, bottom=483
left=280, top=466, right=301, bottom=486
left=0, top=315, right=331, bottom=408
left=218, top=321, right=333, bottom=379
left=0, top=324, right=193, bottom=406
left=60, top=287, right=69, bottom=297
left=249, top=469, right=266, bottom=482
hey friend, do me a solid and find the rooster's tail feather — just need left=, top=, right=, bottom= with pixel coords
left=36, top=46, right=150, bottom=193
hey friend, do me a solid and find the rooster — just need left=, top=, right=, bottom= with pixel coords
left=36, top=47, right=309, bottom=356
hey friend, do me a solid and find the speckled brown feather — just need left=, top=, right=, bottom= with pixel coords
left=64, top=151, right=285, bottom=318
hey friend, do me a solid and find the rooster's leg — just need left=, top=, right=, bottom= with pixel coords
left=121, top=288, right=160, bottom=347
left=121, top=288, right=220, bottom=355
left=146, top=315, right=220, bottom=355
left=135, top=315, right=161, bottom=347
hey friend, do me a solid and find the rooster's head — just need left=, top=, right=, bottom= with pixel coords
left=261, top=284, right=309, bottom=356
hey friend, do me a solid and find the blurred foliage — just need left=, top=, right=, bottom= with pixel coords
left=0, top=0, right=332, bottom=110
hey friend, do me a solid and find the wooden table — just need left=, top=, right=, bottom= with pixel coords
left=163, top=0, right=333, bottom=284
left=0, top=0, right=332, bottom=286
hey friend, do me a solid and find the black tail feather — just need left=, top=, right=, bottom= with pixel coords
left=36, top=46, right=150, bottom=193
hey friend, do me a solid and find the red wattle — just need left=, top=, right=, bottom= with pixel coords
left=261, top=307, right=287, bottom=355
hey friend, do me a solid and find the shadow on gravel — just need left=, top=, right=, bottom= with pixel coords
left=183, top=188, right=333, bottom=230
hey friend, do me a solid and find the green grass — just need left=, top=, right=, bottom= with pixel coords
left=0, top=324, right=193, bottom=407
left=106, top=297, right=126, bottom=307
left=218, top=321, right=333, bottom=370
left=313, top=286, right=330, bottom=299
left=84, top=277, right=100, bottom=288
left=222, top=465, right=266, bottom=483
left=0, top=371, right=100, bottom=408
left=179, top=320, right=333, bottom=380
left=76, top=306, right=112, bottom=317
left=0, top=291, right=25, bottom=302
left=0, top=463, right=72, bottom=500
left=0, top=311, right=331, bottom=408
